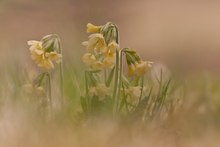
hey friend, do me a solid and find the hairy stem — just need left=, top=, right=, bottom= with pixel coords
left=138, top=76, right=145, bottom=104
left=46, top=72, right=52, bottom=114
left=114, top=50, right=124, bottom=113
left=113, top=25, right=122, bottom=115
left=112, top=50, right=119, bottom=113
left=58, top=37, right=64, bottom=108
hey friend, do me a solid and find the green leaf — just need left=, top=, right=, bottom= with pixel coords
left=121, top=75, right=130, bottom=87
left=80, top=96, right=88, bottom=114
left=34, top=72, right=48, bottom=86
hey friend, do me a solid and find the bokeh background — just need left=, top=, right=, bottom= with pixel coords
left=1, top=0, right=220, bottom=75
left=1, top=1, right=220, bottom=146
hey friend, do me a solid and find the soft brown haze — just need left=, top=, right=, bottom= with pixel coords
left=1, top=0, right=220, bottom=146
left=1, top=0, right=220, bottom=73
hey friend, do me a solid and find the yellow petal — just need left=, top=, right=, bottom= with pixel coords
left=128, top=86, right=142, bottom=101
left=128, top=65, right=136, bottom=76
left=88, top=87, right=97, bottom=97
left=32, top=49, right=44, bottom=55
left=87, top=33, right=107, bottom=53
left=95, top=83, right=110, bottom=99
left=92, top=61, right=104, bottom=69
left=89, top=84, right=110, bottom=100
left=40, top=59, right=54, bottom=69
left=46, top=52, right=62, bottom=61
left=87, top=23, right=102, bottom=33
left=82, top=53, right=96, bottom=66
left=108, top=41, right=119, bottom=53
left=103, top=53, right=115, bottom=68
left=28, top=40, right=42, bottom=51
left=82, top=41, right=88, bottom=46
left=27, top=40, right=39, bottom=46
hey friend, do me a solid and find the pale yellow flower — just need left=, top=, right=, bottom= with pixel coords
left=88, top=87, right=97, bottom=97
left=82, top=53, right=96, bottom=66
left=127, top=86, right=141, bottom=99
left=87, top=23, right=102, bottom=33
left=127, top=86, right=146, bottom=102
left=128, top=65, right=136, bottom=76
left=107, top=41, right=119, bottom=54
left=28, top=40, right=42, bottom=51
left=89, top=83, right=110, bottom=100
left=28, top=40, right=62, bottom=70
left=135, top=61, right=148, bottom=76
left=83, top=33, right=107, bottom=53
left=95, top=84, right=110, bottom=98
left=103, top=53, right=115, bottom=68
left=136, top=61, right=153, bottom=76
left=82, top=52, right=115, bottom=69
left=82, top=53, right=107, bottom=69
left=128, top=61, right=153, bottom=76
left=45, top=52, right=62, bottom=63
left=82, top=41, right=88, bottom=46
left=92, top=61, right=104, bottom=69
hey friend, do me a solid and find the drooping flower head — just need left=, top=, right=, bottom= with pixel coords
left=124, top=48, right=153, bottom=76
left=83, top=33, right=107, bottom=53
left=135, top=61, right=153, bottom=76
left=27, top=35, right=62, bottom=70
left=82, top=22, right=119, bottom=70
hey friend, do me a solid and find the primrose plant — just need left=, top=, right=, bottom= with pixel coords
left=81, top=22, right=154, bottom=120
left=24, top=22, right=173, bottom=122
left=25, top=34, right=64, bottom=114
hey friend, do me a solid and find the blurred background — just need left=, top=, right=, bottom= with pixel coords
left=1, top=0, right=220, bottom=75
left=1, top=1, right=220, bottom=146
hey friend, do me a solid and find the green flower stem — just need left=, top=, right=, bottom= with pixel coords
left=85, top=71, right=90, bottom=112
left=59, top=59, right=64, bottom=106
left=46, top=72, right=52, bottom=114
left=112, top=25, right=122, bottom=115
left=112, top=50, right=119, bottom=114
left=58, top=37, right=64, bottom=108
left=138, top=76, right=144, bottom=104
left=114, top=49, right=124, bottom=113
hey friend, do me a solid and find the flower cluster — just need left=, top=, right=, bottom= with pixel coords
left=88, top=83, right=110, bottom=100
left=82, top=23, right=119, bottom=70
left=23, top=22, right=173, bottom=122
left=128, top=61, right=153, bottom=76
left=81, top=22, right=154, bottom=117
left=124, top=48, right=153, bottom=76
left=27, top=36, right=62, bottom=70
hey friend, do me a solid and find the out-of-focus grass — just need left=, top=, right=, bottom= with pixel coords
left=1, top=63, right=220, bottom=146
